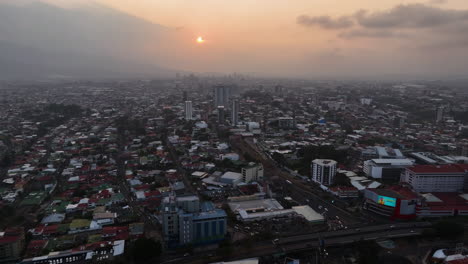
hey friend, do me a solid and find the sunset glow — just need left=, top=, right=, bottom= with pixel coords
left=196, top=36, right=205, bottom=43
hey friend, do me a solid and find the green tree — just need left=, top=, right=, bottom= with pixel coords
left=130, top=238, right=162, bottom=262
left=433, top=221, right=464, bottom=239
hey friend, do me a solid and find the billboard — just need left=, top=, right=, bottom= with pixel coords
left=377, top=195, right=397, bottom=207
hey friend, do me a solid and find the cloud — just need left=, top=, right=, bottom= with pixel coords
left=355, top=4, right=468, bottom=29
left=297, top=15, right=354, bottom=29
left=338, top=29, right=409, bottom=39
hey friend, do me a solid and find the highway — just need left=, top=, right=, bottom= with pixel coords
left=161, top=223, right=428, bottom=264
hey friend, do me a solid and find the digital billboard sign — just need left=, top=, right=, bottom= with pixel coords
left=377, top=195, right=397, bottom=207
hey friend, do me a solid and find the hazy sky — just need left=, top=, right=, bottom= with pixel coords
left=4, top=0, right=468, bottom=79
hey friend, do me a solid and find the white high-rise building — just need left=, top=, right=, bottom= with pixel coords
left=231, top=99, right=239, bottom=126
left=185, top=101, right=193, bottom=120
left=311, top=159, right=337, bottom=186
left=241, top=162, right=264, bottom=183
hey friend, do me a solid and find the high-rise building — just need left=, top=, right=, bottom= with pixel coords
left=183, top=91, right=188, bottom=102
left=436, top=106, right=444, bottom=123
left=231, top=99, right=239, bottom=126
left=311, top=159, right=337, bottom=186
left=214, top=85, right=230, bottom=107
left=184, top=101, right=193, bottom=120
left=241, top=162, right=264, bottom=183
left=217, top=106, right=225, bottom=124
left=162, top=195, right=227, bottom=247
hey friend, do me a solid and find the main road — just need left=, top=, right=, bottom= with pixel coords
left=230, top=136, right=363, bottom=226
left=161, top=222, right=429, bottom=264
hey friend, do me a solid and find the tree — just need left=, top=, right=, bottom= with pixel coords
left=130, top=238, right=162, bottom=262
left=433, top=221, right=464, bottom=239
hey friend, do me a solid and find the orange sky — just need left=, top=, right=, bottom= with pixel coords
left=38, top=0, right=468, bottom=78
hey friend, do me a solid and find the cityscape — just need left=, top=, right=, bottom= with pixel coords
left=2, top=1, right=468, bottom=264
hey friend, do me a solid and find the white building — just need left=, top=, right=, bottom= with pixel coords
left=219, top=172, right=243, bottom=186
left=241, top=163, right=264, bottom=183
left=400, top=164, right=468, bottom=192
left=184, top=101, right=193, bottom=120
left=363, top=159, right=414, bottom=180
left=311, top=159, right=337, bottom=186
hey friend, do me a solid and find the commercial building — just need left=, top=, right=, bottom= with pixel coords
left=184, top=101, right=193, bottom=120
left=311, top=159, right=337, bottom=186
left=363, top=159, right=414, bottom=181
left=329, top=186, right=359, bottom=198
left=219, top=172, right=243, bottom=186
left=241, top=163, right=264, bottom=183
left=400, top=164, right=468, bottom=193
left=363, top=186, right=419, bottom=220
left=162, top=195, right=227, bottom=247
left=228, top=198, right=324, bottom=223
left=416, top=193, right=468, bottom=218
left=361, top=146, right=405, bottom=160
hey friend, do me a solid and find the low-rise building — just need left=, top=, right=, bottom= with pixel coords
left=363, top=159, right=414, bottom=181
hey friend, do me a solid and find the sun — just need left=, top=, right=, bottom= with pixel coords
left=196, top=36, right=205, bottom=43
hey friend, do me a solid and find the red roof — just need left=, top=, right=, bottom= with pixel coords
left=447, top=259, right=468, bottom=264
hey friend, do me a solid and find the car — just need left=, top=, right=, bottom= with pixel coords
left=389, top=225, right=395, bottom=228
left=272, top=238, right=279, bottom=244
left=183, top=253, right=190, bottom=257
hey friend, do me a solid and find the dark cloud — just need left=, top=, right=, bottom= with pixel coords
left=297, top=15, right=354, bottom=29
left=355, top=4, right=468, bottom=29
left=338, top=29, right=409, bottom=39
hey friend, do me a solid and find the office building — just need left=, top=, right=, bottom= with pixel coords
left=400, top=164, right=468, bottom=193
left=214, top=85, right=230, bottom=107
left=363, top=159, right=414, bottom=181
left=231, top=99, right=239, bottom=126
left=311, top=159, right=337, bottom=186
left=162, top=196, right=227, bottom=247
left=184, top=101, right=193, bottom=120
left=179, top=208, right=227, bottom=245
left=241, top=163, right=264, bottom=183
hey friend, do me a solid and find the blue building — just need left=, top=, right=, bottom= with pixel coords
left=162, top=196, right=227, bottom=247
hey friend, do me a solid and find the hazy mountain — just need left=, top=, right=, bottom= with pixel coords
left=0, top=2, right=180, bottom=80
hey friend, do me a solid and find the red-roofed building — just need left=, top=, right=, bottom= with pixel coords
left=416, top=192, right=468, bottom=218
left=0, top=227, right=25, bottom=263
left=401, top=164, right=468, bottom=193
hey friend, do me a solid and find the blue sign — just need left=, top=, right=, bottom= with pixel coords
left=377, top=195, right=396, bottom=207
